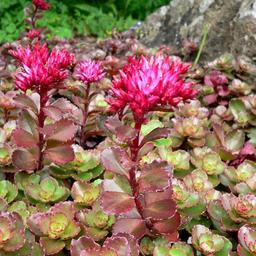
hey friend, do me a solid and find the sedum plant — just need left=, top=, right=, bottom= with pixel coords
left=99, top=55, right=196, bottom=242
left=0, top=212, right=26, bottom=253
left=70, top=233, right=139, bottom=256
left=50, top=145, right=104, bottom=181
left=1, top=0, right=256, bottom=254
left=192, top=225, right=232, bottom=255
left=238, top=225, right=256, bottom=256
left=76, top=203, right=115, bottom=241
left=28, top=201, right=80, bottom=255
left=9, top=41, right=77, bottom=172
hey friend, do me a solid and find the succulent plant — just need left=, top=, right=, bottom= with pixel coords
left=71, top=181, right=101, bottom=206
left=158, top=148, right=191, bottom=177
left=0, top=180, right=18, bottom=203
left=238, top=225, right=256, bottom=256
left=192, top=225, right=232, bottom=255
left=70, top=233, right=139, bottom=256
left=0, top=212, right=26, bottom=253
left=221, top=193, right=256, bottom=224
left=172, top=178, right=206, bottom=217
left=183, top=169, right=214, bottom=192
left=50, top=146, right=104, bottom=182
left=0, top=144, right=12, bottom=166
left=172, top=117, right=208, bottom=147
left=28, top=201, right=81, bottom=255
left=191, top=147, right=226, bottom=176
left=7, top=201, right=32, bottom=224
left=220, top=160, right=256, bottom=194
left=24, top=176, right=70, bottom=204
left=76, top=203, right=115, bottom=241
left=154, top=242, right=194, bottom=256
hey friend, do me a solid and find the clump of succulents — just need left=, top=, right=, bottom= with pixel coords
left=238, top=225, right=256, bottom=256
left=0, top=212, right=26, bottom=253
left=71, top=180, right=101, bottom=206
left=50, top=145, right=104, bottom=181
left=76, top=203, right=115, bottom=241
left=1, top=0, right=256, bottom=254
left=70, top=233, right=139, bottom=256
left=192, top=225, right=232, bottom=255
left=28, top=201, right=80, bottom=255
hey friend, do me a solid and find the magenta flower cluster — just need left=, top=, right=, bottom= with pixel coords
left=107, top=55, right=197, bottom=121
left=9, top=42, right=74, bottom=92
left=32, top=0, right=49, bottom=10
left=74, top=60, right=105, bottom=85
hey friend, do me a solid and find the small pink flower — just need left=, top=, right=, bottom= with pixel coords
left=107, top=55, right=197, bottom=121
left=27, top=29, right=41, bottom=39
left=74, top=60, right=105, bottom=85
left=9, top=42, right=74, bottom=92
left=32, top=0, right=49, bottom=10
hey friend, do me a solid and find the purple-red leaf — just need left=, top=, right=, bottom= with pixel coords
left=70, top=236, right=100, bottom=256
left=15, top=94, right=38, bottom=113
left=43, top=106, right=63, bottom=121
left=141, top=188, right=176, bottom=220
left=105, top=117, right=138, bottom=142
left=152, top=212, right=181, bottom=234
left=112, top=218, right=147, bottom=239
left=100, top=191, right=136, bottom=215
left=138, top=161, right=171, bottom=192
left=43, top=119, right=77, bottom=142
left=44, top=144, right=75, bottom=165
left=101, top=147, right=135, bottom=178
left=140, top=128, right=169, bottom=148
left=12, top=149, right=38, bottom=171
left=12, top=128, right=38, bottom=148
left=143, top=198, right=177, bottom=220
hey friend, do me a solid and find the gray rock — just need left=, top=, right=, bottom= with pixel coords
left=138, top=0, right=256, bottom=61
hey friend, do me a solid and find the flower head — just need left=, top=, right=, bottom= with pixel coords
left=27, top=29, right=41, bottom=39
left=74, top=60, right=105, bottom=85
left=32, top=0, right=49, bottom=10
left=9, top=42, right=74, bottom=92
left=107, top=55, right=197, bottom=121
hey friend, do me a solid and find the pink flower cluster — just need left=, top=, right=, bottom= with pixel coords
left=74, top=60, right=105, bottom=85
left=108, top=56, right=197, bottom=121
left=27, top=29, right=41, bottom=39
left=9, top=42, right=74, bottom=92
left=32, top=0, right=49, bottom=10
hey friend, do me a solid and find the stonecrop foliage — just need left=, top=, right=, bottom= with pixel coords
left=0, top=0, right=256, bottom=255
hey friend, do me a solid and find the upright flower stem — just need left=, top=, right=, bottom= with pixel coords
left=129, top=119, right=143, bottom=215
left=80, top=84, right=91, bottom=146
left=37, top=86, right=47, bottom=170
left=31, top=6, right=38, bottom=29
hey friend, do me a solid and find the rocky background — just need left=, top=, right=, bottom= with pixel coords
left=138, top=0, right=256, bottom=61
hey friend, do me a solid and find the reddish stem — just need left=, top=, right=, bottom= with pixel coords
left=37, top=86, right=47, bottom=171
left=80, top=84, right=91, bottom=146
left=4, top=109, right=9, bottom=123
left=31, top=6, right=38, bottom=29
left=129, top=119, right=143, bottom=216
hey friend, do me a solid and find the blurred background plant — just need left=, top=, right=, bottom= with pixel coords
left=0, top=0, right=170, bottom=43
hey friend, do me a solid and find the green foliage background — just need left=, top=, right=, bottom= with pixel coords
left=0, top=0, right=170, bottom=44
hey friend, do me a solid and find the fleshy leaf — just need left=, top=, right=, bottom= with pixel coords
left=100, top=191, right=136, bottom=214
left=44, top=144, right=75, bottom=165
left=39, top=237, right=65, bottom=255
left=12, top=128, right=38, bottom=149
left=138, top=161, right=171, bottom=192
left=101, top=147, right=134, bottom=178
left=112, top=218, right=147, bottom=239
left=140, top=128, right=169, bottom=148
left=43, top=119, right=77, bottom=142
left=12, top=149, right=38, bottom=171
